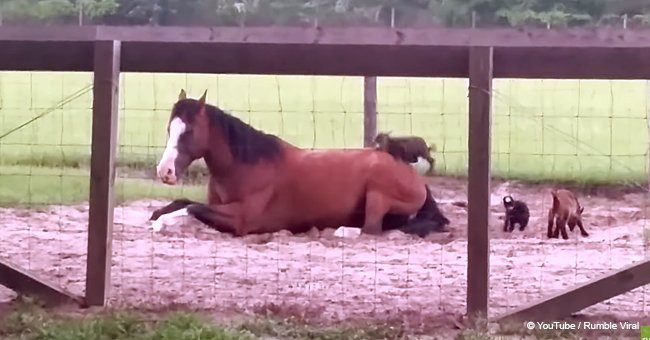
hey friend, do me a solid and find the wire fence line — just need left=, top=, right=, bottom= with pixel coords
left=0, top=71, right=649, bottom=184
left=0, top=69, right=649, bottom=325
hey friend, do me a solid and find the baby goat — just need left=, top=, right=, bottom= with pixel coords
left=374, top=132, right=436, bottom=174
left=502, top=195, right=530, bottom=232
left=546, top=189, right=589, bottom=240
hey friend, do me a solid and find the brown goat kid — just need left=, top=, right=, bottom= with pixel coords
left=374, top=132, right=436, bottom=175
left=546, top=189, right=589, bottom=240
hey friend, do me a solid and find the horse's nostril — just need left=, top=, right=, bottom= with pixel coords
left=166, top=169, right=173, bottom=176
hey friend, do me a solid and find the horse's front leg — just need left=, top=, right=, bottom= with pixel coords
left=150, top=198, right=198, bottom=220
left=151, top=201, right=246, bottom=236
left=186, top=202, right=247, bottom=236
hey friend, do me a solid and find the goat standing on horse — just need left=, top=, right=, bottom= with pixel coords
left=149, top=90, right=450, bottom=238
left=373, top=132, right=436, bottom=176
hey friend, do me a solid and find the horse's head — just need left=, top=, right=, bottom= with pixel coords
left=156, top=89, right=211, bottom=185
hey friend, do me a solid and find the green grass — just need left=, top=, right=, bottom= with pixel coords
left=0, top=300, right=600, bottom=340
left=0, top=300, right=407, bottom=340
left=1, top=72, right=650, bottom=206
left=2, top=308, right=251, bottom=340
left=0, top=165, right=205, bottom=206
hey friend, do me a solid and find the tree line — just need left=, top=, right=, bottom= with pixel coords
left=1, top=0, right=650, bottom=28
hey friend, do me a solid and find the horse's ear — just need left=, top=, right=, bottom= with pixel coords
left=178, top=89, right=187, bottom=100
left=198, top=89, right=207, bottom=106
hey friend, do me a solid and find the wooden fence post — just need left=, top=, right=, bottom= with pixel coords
left=85, top=40, right=121, bottom=306
left=466, top=46, right=493, bottom=320
left=363, top=76, right=377, bottom=147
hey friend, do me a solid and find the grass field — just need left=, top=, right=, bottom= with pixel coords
left=0, top=299, right=410, bottom=340
left=0, top=298, right=585, bottom=339
left=1, top=71, right=649, bottom=204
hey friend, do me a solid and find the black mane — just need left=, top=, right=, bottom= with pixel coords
left=173, top=99, right=283, bottom=164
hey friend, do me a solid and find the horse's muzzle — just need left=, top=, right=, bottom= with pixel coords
left=157, top=166, right=177, bottom=185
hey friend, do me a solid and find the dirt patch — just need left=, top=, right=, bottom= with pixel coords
left=1, top=177, right=649, bottom=327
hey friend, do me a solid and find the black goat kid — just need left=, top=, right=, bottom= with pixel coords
left=503, top=195, right=530, bottom=232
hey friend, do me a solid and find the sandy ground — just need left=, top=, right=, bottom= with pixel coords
left=1, top=177, right=649, bottom=329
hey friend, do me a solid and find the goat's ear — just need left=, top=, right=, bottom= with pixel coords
left=178, top=89, right=187, bottom=100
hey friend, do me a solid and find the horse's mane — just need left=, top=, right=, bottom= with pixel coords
left=174, top=99, right=283, bottom=164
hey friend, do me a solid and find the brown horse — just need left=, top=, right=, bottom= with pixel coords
left=149, top=90, right=450, bottom=238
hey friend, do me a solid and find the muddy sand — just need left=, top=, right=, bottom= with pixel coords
left=1, top=177, right=649, bottom=327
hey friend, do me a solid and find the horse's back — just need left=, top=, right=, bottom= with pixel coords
left=295, top=148, right=420, bottom=182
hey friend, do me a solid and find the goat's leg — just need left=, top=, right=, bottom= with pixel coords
left=576, top=219, right=589, bottom=237
left=568, top=219, right=576, bottom=232
left=546, top=209, right=555, bottom=239
left=519, top=216, right=529, bottom=231
left=555, top=217, right=569, bottom=240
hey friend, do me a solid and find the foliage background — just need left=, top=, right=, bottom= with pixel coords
left=1, top=0, right=650, bottom=28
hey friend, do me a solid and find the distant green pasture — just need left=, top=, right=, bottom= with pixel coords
left=0, top=72, right=648, bottom=204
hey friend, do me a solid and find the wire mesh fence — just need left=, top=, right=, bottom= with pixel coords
left=0, top=71, right=94, bottom=303
left=0, top=71, right=648, bottom=326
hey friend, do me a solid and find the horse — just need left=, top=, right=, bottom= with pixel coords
left=149, top=89, right=450, bottom=238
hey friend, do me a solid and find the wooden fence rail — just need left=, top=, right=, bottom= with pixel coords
left=0, top=26, right=648, bottom=321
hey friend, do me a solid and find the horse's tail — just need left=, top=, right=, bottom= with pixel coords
left=400, top=185, right=450, bottom=237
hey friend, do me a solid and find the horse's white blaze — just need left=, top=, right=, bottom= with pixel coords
left=156, top=117, right=186, bottom=183
left=150, top=208, right=189, bottom=232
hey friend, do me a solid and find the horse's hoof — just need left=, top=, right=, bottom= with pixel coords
left=334, top=226, right=361, bottom=238
left=150, top=219, right=166, bottom=232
